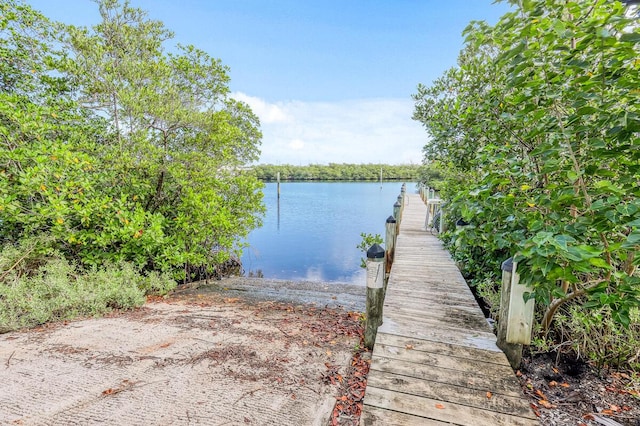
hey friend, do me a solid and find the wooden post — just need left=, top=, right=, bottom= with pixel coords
left=497, top=258, right=534, bottom=368
left=384, top=215, right=397, bottom=291
left=397, top=194, right=404, bottom=218
left=365, top=243, right=385, bottom=350
left=506, top=260, right=535, bottom=345
left=439, top=204, right=447, bottom=233
left=277, top=172, right=281, bottom=199
left=393, top=201, right=401, bottom=226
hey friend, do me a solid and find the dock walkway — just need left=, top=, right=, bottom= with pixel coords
left=361, top=193, right=538, bottom=425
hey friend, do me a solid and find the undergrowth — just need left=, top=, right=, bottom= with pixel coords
left=0, top=240, right=176, bottom=333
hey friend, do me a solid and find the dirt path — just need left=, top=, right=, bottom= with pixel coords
left=0, top=280, right=365, bottom=425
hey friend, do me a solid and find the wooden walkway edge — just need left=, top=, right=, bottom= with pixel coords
left=361, top=193, right=538, bottom=425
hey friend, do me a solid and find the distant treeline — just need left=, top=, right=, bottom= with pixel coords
left=253, top=163, right=421, bottom=181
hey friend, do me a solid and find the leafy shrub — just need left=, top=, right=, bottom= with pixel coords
left=0, top=242, right=175, bottom=333
left=413, top=0, right=640, bottom=368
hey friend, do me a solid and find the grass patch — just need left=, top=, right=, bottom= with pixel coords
left=0, top=242, right=175, bottom=333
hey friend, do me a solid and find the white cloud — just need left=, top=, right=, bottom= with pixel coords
left=288, top=139, right=305, bottom=150
left=233, top=92, right=427, bottom=165
left=233, top=92, right=291, bottom=124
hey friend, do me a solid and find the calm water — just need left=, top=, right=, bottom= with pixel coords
left=241, top=181, right=415, bottom=285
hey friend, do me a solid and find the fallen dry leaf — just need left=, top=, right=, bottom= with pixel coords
left=435, top=403, right=445, bottom=409
left=549, top=381, right=558, bottom=387
left=530, top=403, right=541, bottom=418
left=405, top=344, right=414, bottom=350
left=538, top=400, right=554, bottom=409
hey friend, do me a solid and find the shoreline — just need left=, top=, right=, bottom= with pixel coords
left=173, top=276, right=366, bottom=312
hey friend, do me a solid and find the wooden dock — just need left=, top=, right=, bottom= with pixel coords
left=361, top=193, right=538, bottom=425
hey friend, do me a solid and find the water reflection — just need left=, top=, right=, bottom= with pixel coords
left=241, top=181, right=415, bottom=285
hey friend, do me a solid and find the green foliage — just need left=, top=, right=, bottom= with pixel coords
left=413, top=0, right=640, bottom=366
left=553, top=305, right=640, bottom=371
left=0, top=0, right=262, bottom=330
left=357, top=233, right=384, bottom=268
left=0, top=0, right=264, bottom=283
left=253, top=163, right=420, bottom=181
left=0, top=240, right=175, bottom=333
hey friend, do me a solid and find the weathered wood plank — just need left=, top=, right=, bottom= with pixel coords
left=378, top=314, right=497, bottom=345
left=367, top=371, right=537, bottom=419
left=372, top=343, right=515, bottom=377
left=360, top=406, right=453, bottom=426
left=383, top=299, right=482, bottom=315
left=369, top=356, right=523, bottom=397
left=375, top=322, right=500, bottom=352
left=383, top=309, right=491, bottom=334
left=376, top=332, right=505, bottom=361
left=363, top=387, right=539, bottom=426
left=384, top=290, right=479, bottom=306
left=379, top=305, right=489, bottom=331
left=384, top=294, right=480, bottom=310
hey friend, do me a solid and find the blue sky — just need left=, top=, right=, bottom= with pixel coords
left=28, top=0, right=511, bottom=164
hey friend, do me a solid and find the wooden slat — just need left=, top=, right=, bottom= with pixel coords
left=364, top=387, right=539, bottom=426
left=369, top=357, right=522, bottom=397
left=367, top=371, right=537, bottom=419
left=372, top=343, right=516, bottom=378
left=375, top=333, right=505, bottom=361
left=361, top=193, right=537, bottom=425
left=360, top=406, right=453, bottom=426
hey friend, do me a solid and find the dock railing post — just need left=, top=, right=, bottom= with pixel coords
left=497, top=257, right=535, bottom=368
left=365, top=243, right=385, bottom=350
left=384, top=215, right=397, bottom=291
left=393, top=201, right=401, bottom=229
left=439, top=204, right=447, bottom=234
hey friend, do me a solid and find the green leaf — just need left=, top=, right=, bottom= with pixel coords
left=625, top=218, right=640, bottom=227
left=612, top=310, right=630, bottom=328
left=576, top=106, right=597, bottom=115
left=588, top=257, right=610, bottom=269
left=620, top=32, right=640, bottom=43
left=622, top=230, right=640, bottom=249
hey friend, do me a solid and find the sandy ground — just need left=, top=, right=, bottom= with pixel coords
left=0, top=279, right=365, bottom=425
